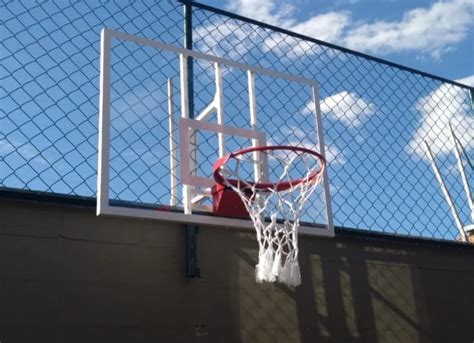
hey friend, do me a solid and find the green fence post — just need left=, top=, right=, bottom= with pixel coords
left=183, top=0, right=200, bottom=278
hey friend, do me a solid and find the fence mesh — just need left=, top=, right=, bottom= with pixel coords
left=1, top=0, right=473, bottom=241
left=1, top=0, right=182, bottom=196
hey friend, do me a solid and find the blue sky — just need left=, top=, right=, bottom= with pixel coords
left=1, top=0, right=473, bottom=240
left=199, top=0, right=474, bottom=84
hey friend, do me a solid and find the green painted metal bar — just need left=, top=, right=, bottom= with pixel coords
left=183, top=0, right=200, bottom=278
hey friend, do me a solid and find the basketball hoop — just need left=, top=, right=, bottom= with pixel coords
left=213, top=145, right=326, bottom=287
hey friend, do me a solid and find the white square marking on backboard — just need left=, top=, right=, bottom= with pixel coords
left=179, top=117, right=267, bottom=188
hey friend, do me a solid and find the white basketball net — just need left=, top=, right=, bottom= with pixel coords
left=215, top=147, right=325, bottom=287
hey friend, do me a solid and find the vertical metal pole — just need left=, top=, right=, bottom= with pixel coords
left=470, top=88, right=474, bottom=115
left=312, top=84, right=335, bottom=235
left=449, top=123, right=474, bottom=224
left=248, top=70, right=259, bottom=179
left=247, top=70, right=268, bottom=183
left=215, top=62, right=225, bottom=157
left=97, top=28, right=112, bottom=216
left=466, top=88, right=474, bottom=172
left=424, top=141, right=467, bottom=242
left=180, top=54, right=193, bottom=215
left=184, top=0, right=200, bottom=278
left=168, top=79, right=178, bottom=207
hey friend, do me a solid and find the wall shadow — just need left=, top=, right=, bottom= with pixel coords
left=230, top=230, right=474, bottom=343
left=1, top=199, right=474, bottom=342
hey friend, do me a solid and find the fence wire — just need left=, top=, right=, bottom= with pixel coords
left=1, top=0, right=473, bottom=241
left=1, top=0, right=182, bottom=196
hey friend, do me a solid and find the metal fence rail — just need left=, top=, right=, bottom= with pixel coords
left=1, top=0, right=473, bottom=241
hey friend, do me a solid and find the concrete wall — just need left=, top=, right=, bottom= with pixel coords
left=1, top=198, right=473, bottom=342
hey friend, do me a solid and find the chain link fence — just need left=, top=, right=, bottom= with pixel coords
left=1, top=0, right=182, bottom=196
left=1, top=0, right=473, bottom=241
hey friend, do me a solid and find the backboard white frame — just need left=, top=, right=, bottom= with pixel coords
left=96, top=28, right=334, bottom=237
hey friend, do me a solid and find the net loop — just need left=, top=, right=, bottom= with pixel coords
left=213, top=145, right=325, bottom=287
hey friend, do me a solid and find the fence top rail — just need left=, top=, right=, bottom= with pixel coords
left=185, top=0, right=473, bottom=91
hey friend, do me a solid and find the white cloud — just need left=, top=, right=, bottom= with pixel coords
left=291, top=11, right=351, bottom=42
left=225, top=0, right=350, bottom=42
left=343, top=0, right=474, bottom=56
left=336, top=0, right=359, bottom=5
left=0, top=139, right=15, bottom=155
left=308, top=91, right=375, bottom=127
left=261, top=11, right=351, bottom=58
left=0, top=139, right=48, bottom=165
left=407, top=75, right=474, bottom=159
left=279, top=126, right=346, bottom=166
left=457, top=75, right=474, bottom=87
left=194, top=20, right=256, bottom=59
left=200, top=0, right=474, bottom=60
left=325, top=144, right=346, bottom=166
left=226, top=0, right=295, bottom=27
left=194, top=0, right=350, bottom=59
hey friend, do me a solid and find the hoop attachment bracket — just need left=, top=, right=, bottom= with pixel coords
left=212, top=183, right=250, bottom=218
